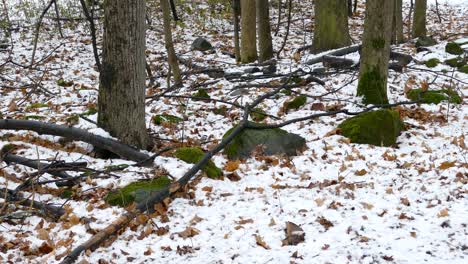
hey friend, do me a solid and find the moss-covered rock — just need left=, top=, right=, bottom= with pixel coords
left=193, top=89, right=210, bottom=98
left=407, top=88, right=462, bottom=104
left=444, top=57, right=465, bottom=68
left=105, top=176, right=171, bottom=207
left=250, top=108, right=267, bottom=122
left=223, top=122, right=306, bottom=159
left=445, top=42, right=464, bottom=55
left=284, top=95, right=307, bottom=112
left=152, top=114, right=183, bottom=125
left=424, top=58, right=440, bottom=68
left=458, top=65, right=468, bottom=74
left=338, top=109, right=404, bottom=147
left=56, top=78, right=74, bottom=87
left=415, top=36, right=437, bottom=47
left=174, top=147, right=223, bottom=178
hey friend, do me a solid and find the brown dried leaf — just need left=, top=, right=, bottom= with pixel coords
left=254, top=234, right=270, bottom=249
left=224, top=160, right=241, bottom=172
left=282, top=222, right=305, bottom=246
left=438, top=161, right=456, bottom=170
left=437, top=208, right=449, bottom=218
left=316, top=216, right=334, bottom=230
left=177, top=227, right=200, bottom=238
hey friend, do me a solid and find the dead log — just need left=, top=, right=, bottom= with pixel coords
left=0, top=187, right=65, bottom=220
left=2, top=153, right=75, bottom=179
left=305, top=44, right=361, bottom=65
left=0, top=119, right=151, bottom=163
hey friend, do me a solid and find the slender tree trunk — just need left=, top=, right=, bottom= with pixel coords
left=392, top=0, right=404, bottom=44
left=232, top=0, right=241, bottom=62
left=347, top=0, right=353, bottom=16
left=312, top=0, right=351, bottom=53
left=98, top=0, right=149, bottom=149
left=412, top=0, right=427, bottom=38
left=240, top=0, right=257, bottom=63
left=256, top=0, right=273, bottom=62
left=169, top=0, right=179, bottom=21
left=357, top=0, right=394, bottom=105
left=161, top=0, right=181, bottom=84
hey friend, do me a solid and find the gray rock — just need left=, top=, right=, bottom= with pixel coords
left=191, top=37, right=213, bottom=51
left=415, top=36, right=437, bottom=47
left=223, top=122, right=306, bottom=159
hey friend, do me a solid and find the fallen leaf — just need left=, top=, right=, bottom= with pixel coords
left=354, top=169, right=367, bottom=176
left=254, top=234, right=271, bottom=249
left=224, top=160, right=240, bottom=172
left=437, top=208, right=449, bottom=218
left=282, top=222, right=305, bottom=246
left=316, top=216, right=334, bottom=231
left=438, top=161, right=455, bottom=170
left=177, top=227, right=200, bottom=238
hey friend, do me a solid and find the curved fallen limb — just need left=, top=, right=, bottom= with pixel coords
left=0, top=119, right=151, bottom=163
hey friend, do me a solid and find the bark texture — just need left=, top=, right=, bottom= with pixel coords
left=357, top=0, right=394, bottom=105
left=98, top=0, right=149, bottom=149
left=412, top=0, right=427, bottom=38
left=256, top=0, right=273, bottom=62
left=232, top=0, right=241, bottom=62
left=161, top=0, right=181, bottom=84
left=312, top=0, right=351, bottom=53
left=241, top=0, right=257, bottom=63
left=392, top=0, right=404, bottom=44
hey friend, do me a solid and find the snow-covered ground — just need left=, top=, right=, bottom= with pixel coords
left=0, top=1, right=466, bottom=263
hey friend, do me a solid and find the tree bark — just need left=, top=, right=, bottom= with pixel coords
left=412, top=0, right=427, bottom=38
left=161, top=0, right=182, bottom=84
left=256, top=0, right=273, bottom=62
left=232, top=0, right=241, bottom=62
left=98, top=0, right=149, bottom=149
left=240, top=0, right=257, bottom=63
left=392, top=0, right=404, bottom=44
left=312, top=0, right=351, bottom=53
left=357, top=0, right=394, bottom=105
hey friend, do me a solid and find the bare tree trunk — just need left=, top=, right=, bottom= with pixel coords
left=240, top=0, right=257, bottom=63
left=161, top=0, right=181, bottom=84
left=98, top=0, right=149, bottom=149
left=412, top=0, right=427, bottom=38
left=256, top=0, right=273, bottom=62
left=392, top=0, right=404, bottom=44
left=232, top=0, right=241, bottom=62
left=357, top=0, right=394, bottom=105
left=312, top=0, right=351, bottom=53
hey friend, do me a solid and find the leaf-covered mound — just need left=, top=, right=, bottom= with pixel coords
left=407, top=89, right=462, bottom=104
left=174, top=147, right=223, bottom=178
left=223, top=122, right=306, bottom=159
left=338, top=109, right=404, bottom=147
left=105, top=176, right=171, bottom=207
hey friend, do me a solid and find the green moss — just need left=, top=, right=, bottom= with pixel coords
left=174, top=147, right=222, bottom=178
left=407, top=88, right=462, bottom=104
left=23, top=115, right=45, bottom=120
left=357, top=67, right=389, bottom=105
left=27, top=103, right=48, bottom=109
left=338, top=109, right=404, bottom=147
left=458, top=65, right=468, bottom=74
left=223, top=122, right=306, bottom=159
left=445, top=42, right=464, bottom=55
left=371, top=38, right=385, bottom=50
left=444, top=57, right=465, bottom=68
left=56, top=78, right=74, bottom=87
left=424, top=58, right=440, bottom=68
left=104, top=164, right=129, bottom=172
left=81, top=107, right=97, bottom=116
left=60, top=189, right=74, bottom=199
left=250, top=108, right=267, bottom=122
left=213, top=105, right=228, bottom=116
left=285, top=95, right=307, bottom=112
left=193, top=89, right=210, bottom=98
left=105, top=176, right=171, bottom=207
left=152, top=114, right=183, bottom=125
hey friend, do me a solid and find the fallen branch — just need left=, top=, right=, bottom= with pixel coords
left=0, top=187, right=65, bottom=220
left=0, top=119, right=151, bottom=163
left=2, top=153, right=76, bottom=180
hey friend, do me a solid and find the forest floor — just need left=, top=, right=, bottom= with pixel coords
left=0, top=0, right=467, bottom=263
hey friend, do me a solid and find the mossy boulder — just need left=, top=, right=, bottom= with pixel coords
left=174, top=147, right=223, bottom=178
left=250, top=108, right=267, bottom=122
left=415, top=36, right=437, bottom=47
left=444, top=57, right=465, bottom=68
left=105, top=176, right=171, bottom=207
left=424, top=58, right=440, bottom=68
left=193, top=89, right=210, bottom=99
left=284, top=95, right=307, bottom=112
left=407, top=89, right=462, bottom=104
left=445, top=42, right=464, bottom=55
left=56, top=78, right=74, bottom=87
left=191, top=37, right=213, bottom=51
left=458, top=65, right=468, bottom=74
left=338, top=109, right=404, bottom=147
left=223, top=123, right=306, bottom=159
left=152, top=114, right=183, bottom=125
